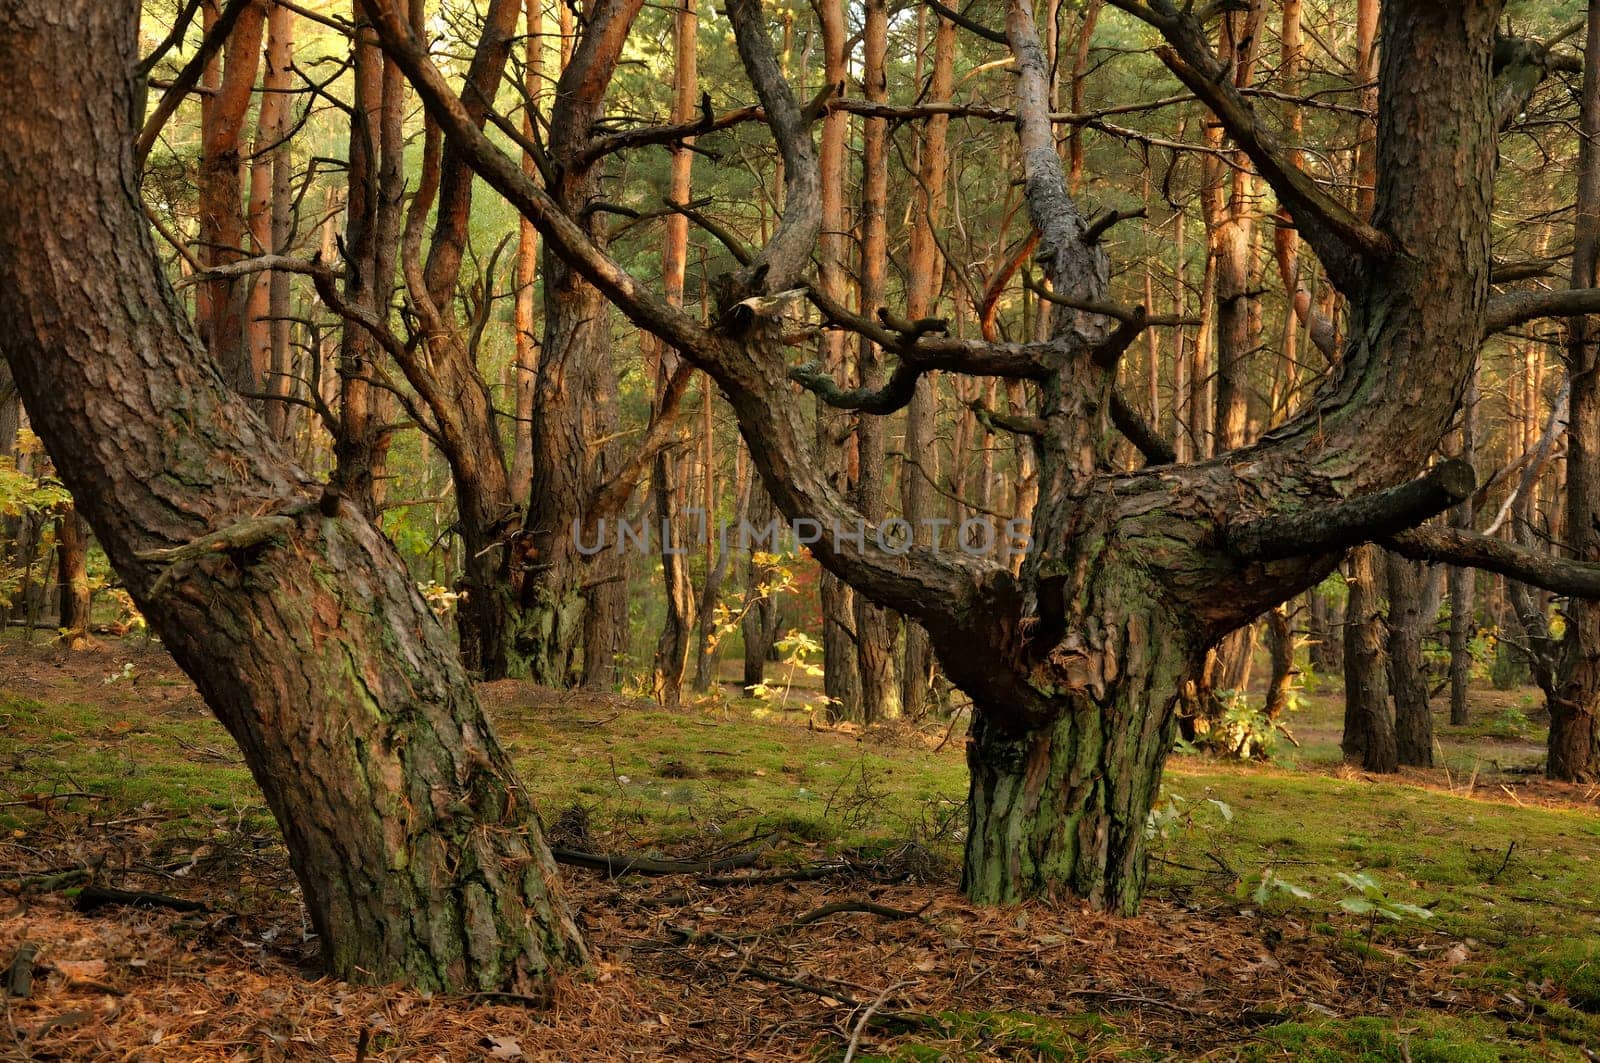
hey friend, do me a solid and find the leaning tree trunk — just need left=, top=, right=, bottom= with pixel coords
left=0, top=0, right=586, bottom=993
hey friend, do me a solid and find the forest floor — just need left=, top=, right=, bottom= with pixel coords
left=2, top=634, right=1599, bottom=1061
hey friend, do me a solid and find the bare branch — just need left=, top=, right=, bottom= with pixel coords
left=1108, top=1, right=1395, bottom=292
left=136, top=0, right=255, bottom=167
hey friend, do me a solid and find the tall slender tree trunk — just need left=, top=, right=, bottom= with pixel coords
left=900, top=13, right=955, bottom=719
left=1550, top=0, right=1600, bottom=782
left=850, top=0, right=900, bottom=722
left=198, top=0, right=267, bottom=391
left=650, top=0, right=700, bottom=706
left=246, top=1, right=294, bottom=434
left=816, top=0, right=859, bottom=719
left=332, top=8, right=403, bottom=516
left=1448, top=378, right=1478, bottom=724
left=510, top=0, right=544, bottom=505
left=0, top=0, right=586, bottom=992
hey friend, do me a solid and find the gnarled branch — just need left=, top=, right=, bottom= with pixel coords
left=1386, top=526, right=1600, bottom=599
left=1227, top=460, right=1476, bottom=562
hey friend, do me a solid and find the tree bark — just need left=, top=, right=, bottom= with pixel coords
left=0, top=0, right=585, bottom=992
left=651, top=0, right=700, bottom=707
left=197, top=0, right=266, bottom=391
left=1385, top=551, right=1434, bottom=766
left=850, top=0, right=901, bottom=723
left=900, top=13, right=956, bottom=720
left=55, top=509, right=94, bottom=650
left=1344, top=546, right=1397, bottom=773
left=1262, top=604, right=1294, bottom=719
left=246, top=0, right=294, bottom=434
left=331, top=7, right=403, bottom=516
left=1547, top=0, right=1600, bottom=782
left=509, top=0, right=544, bottom=505
left=517, top=0, right=642, bottom=689
left=1448, top=377, right=1478, bottom=725
left=365, top=0, right=1514, bottom=913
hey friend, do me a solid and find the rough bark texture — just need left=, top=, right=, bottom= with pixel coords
left=1344, top=547, right=1397, bottom=773
left=55, top=509, right=94, bottom=650
left=516, top=0, right=642, bottom=688
left=196, top=0, right=266, bottom=391
left=0, top=0, right=585, bottom=993
left=331, top=9, right=402, bottom=516
left=1549, top=0, right=1600, bottom=782
left=367, top=0, right=1514, bottom=913
left=1262, top=604, right=1294, bottom=719
left=1385, top=551, right=1434, bottom=766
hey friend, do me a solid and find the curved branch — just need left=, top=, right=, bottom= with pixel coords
left=1386, top=526, right=1600, bottom=599
left=724, top=0, right=819, bottom=293
left=1226, top=460, right=1477, bottom=562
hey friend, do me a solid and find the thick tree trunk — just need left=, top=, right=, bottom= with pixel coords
left=1344, top=546, right=1397, bottom=773
left=0, top=0, right=585, bottom=992
left=55, top=509, right=94, bottom=650
left=962, top=595, right=1197, bottom=913
left=1385, top=551, right=1434, bottom=766
left=517, top=0, right=640, bottom=688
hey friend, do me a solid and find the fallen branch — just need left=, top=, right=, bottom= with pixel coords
left=549, top=845, right=764, bottom=877
left=71, top=886, right=208, bottom=914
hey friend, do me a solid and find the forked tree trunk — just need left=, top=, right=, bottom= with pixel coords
left=0, top=0, right=585, bottom=993
left=962, top=579, right=1198, bottom=913
left=516, top=0, right=639, bottom=688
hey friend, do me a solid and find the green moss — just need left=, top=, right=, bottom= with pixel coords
left=1244, top=1014, right=1583, bottom=1062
